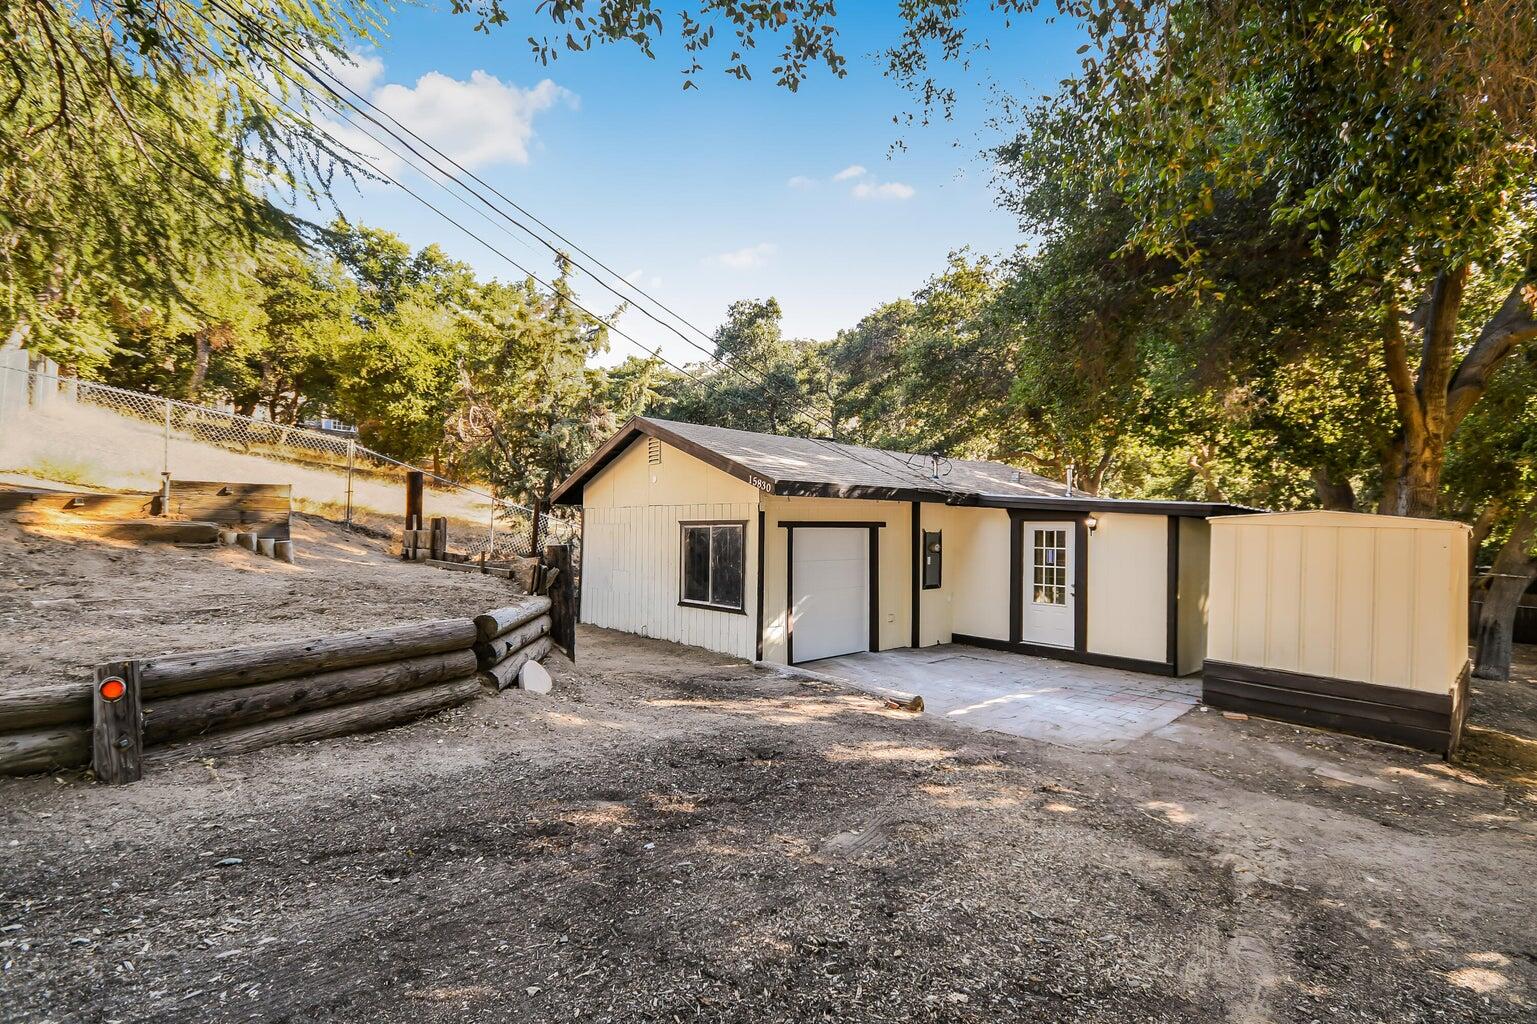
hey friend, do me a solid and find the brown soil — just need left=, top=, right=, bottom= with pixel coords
left=1, top=515, right=1535, bottom=1023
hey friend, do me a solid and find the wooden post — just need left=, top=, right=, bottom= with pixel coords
left=429, top=516, right=448, bottom=561
left=405, top=470, right=425, bottom=532
left=92, top=661, right=143, bottom=784
left=544, top=543, right=576, bottom=661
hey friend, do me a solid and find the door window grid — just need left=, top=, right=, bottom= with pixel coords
left=1032, top=528, right=1067, bottom=606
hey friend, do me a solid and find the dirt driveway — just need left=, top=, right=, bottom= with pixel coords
left=3, top=621, right=1535, bottom=1023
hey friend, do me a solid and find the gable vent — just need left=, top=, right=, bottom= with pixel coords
left=647, top=436, right=662, bottom=465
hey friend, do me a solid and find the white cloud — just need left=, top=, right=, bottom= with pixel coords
left=852, top=180, right=916, bottom=201
left=319, top=53, right=575, bottom=175
left=373, top=73, right=574, bottom=168
left=709, top=243, right=777, bottom=270
left=625, top=268, right=664, bottom=290
left=329, top=50, right=385, bottom=95
left=832, top=164, right=867, bottom=181
left=786, top=175, right=817, bottom=190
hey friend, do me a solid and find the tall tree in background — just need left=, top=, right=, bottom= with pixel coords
left=1, top=0, right=380, bottom=364
left=1040, top=2, right=1537, bottom=517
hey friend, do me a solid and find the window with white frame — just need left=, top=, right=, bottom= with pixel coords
left=1031, top=528, right=1068, bottom=605
left=680, top=522, right=746, bottom=611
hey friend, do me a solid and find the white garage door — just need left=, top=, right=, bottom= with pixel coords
left=791, top=527, right=870, bottom=663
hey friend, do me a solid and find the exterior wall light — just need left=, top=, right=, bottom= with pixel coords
left=1085, top=513, right=1099, bottom=534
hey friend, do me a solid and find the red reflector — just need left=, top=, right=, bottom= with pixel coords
left=99, top=678, right=127, bottom=701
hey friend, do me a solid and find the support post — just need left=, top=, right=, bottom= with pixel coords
left=405, top=470, right=424, bottom=533
left=429, top=516, right=448, bottom=561
left=93, top=661, right=143, bottom=785
left=544, top=543, right=576, bottom=661
left=345, top=439, right=356, bottom=531
left=161, top=398, right=172, bottom=478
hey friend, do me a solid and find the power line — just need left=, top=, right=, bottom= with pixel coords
left=178, top=1, right=951, bottom=493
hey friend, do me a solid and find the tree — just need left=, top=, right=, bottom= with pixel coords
left=453, top=260, right=628, bottom=508
left=2, top=1, right=380, bottom=365
left=1443, top=351, right=1537, bottom=680
left=1036, top=2, right=1537, bottom=516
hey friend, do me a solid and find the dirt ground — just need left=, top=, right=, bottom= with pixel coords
left=2, top=516, right=1536, bottom=1023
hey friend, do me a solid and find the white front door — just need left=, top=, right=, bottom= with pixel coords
left=791, top=528, right=869, bottom=663
left=1021, top=522, right=1075, bottom=648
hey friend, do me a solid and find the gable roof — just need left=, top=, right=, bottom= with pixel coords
left=551, top=416, right=1252, bottom=516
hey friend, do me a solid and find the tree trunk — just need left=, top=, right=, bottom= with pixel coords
left=1310, top=467, right=1355, bottom=511
left=186, top=330, right=211, bottom=400
left=1472, top=512, right=1537, bottom=681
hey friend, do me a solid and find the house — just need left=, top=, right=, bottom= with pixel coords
left=551, top=417, right=1250, bottom=674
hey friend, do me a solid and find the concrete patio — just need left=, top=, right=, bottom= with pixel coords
left=805, top=643, right=1202, bottom=749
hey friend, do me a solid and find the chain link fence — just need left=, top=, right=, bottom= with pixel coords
left=0, top=358, right=574, bottom=561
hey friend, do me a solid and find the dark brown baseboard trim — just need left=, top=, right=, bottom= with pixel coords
left=1201, top=660, right=1466, bottom=757
left=951, top=634, right=1177, bottom=677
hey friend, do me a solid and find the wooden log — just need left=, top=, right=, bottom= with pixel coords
left=257, top=538, right=276, bottom=557
left=429, top=516, right=448, bottom=560
left=273, top=540, right=295, bottom=564
left=423, top=558, right=484, bottom=574
left=0, top=724, right=90, bottom=775
left=144, top=675, right=481, bottom=767
left=236, top=531, right=258, bottom=551
left=478, top=636, right=553, bottom=691
left=143, top=649, right=478, bottom=746
left=473, top=615, right=552, bottom=669
left=93, top=661, right=143, bottom=784
left=135, top=617, right=478, bottom=699
left=0, top=682, right=90, bottom=731
left=217, top=529, right=239, bottom=545
left=473, top=597, right=553, bottom=642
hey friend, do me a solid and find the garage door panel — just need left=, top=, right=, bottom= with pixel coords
left=792, top=528, right=870, bottom=663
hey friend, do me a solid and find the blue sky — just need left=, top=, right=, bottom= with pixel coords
left=319, top=3, right=1087, bottom=367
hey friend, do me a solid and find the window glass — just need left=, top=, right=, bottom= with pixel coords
left=681, top=523, right=745, bottom=610
left=710, top=526, right=744, bottom=608
left=683, top=526, right=711, bottom=603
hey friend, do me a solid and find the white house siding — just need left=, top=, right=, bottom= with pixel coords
left=946, top=507, right=1013, bottom=643
left=760, top=495, right=913, bottom=665
left=1207, top=511, right=1468, bottom=694
left=580, top=438, right=761, bottom=660
left=1085, top=513, right=1169, bottom=665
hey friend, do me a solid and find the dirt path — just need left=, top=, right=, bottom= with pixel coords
left=2, top=618, right=1534, bottom=1023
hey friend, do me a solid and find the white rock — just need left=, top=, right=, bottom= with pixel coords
left=518, top=659, right=553, bottom=695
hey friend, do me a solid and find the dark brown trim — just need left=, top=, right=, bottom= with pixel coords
left=774, top=479, right=956, bottom=503
left=1166, top=516, right=1180, bottom=671
left=777, top=520, right=888, bottom=529
left=951, top=634, right=1178, bottom=677
left=977, top=495, right=1257, bottom=517
left=1201, top=659, right=1466, bottom=756
left=1203, top=660, right=1453, bottom=713
left=755, top=509, right=766, bottom=661
left=910, top=501, right=921, bottom=649
left=1009, top=510, right=1091, bottom=655
left=678, top=520, right=749, bottom=614
left=869, top=526, right=881, bottom=653
left=783, top=522, right=882, bottom=666
left=786, top=527, right=795, bottom=664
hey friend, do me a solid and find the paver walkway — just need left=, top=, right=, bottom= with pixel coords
left=807, top=643, right=1200, bottom=749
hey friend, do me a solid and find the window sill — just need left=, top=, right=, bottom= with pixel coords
left=677, top=600, right=747, bottom=616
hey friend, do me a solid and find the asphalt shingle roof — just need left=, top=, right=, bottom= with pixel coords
left=640, top=417, right=1069, bottom=500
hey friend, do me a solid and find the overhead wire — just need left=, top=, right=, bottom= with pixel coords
left=180, top=0, right=957, bottom=493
